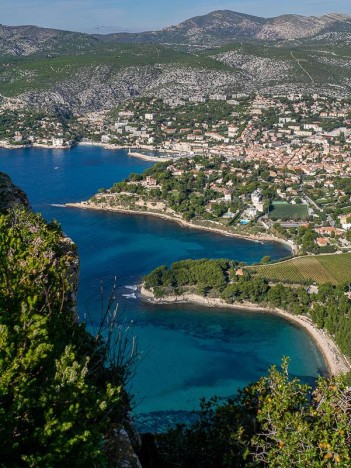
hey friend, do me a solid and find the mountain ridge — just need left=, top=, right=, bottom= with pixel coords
left=96, top=10, right=351, bottom=46
left=0, top=10, right=350, bottom=56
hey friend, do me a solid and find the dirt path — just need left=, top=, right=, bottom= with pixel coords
left=290, top=51, right=314, bottom=83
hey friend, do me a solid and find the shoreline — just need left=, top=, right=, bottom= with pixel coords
left=0, top=141, right=177, bottom=161
left=141, top=286, right=351, bottom=376
left=65, top=201, right=294, bottom=252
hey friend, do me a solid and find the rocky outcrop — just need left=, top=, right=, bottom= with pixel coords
left=6, top=55, right=350, bottom=116
left=0, top=171, right=30, bottom=213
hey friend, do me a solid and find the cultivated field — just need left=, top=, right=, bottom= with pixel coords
left=269, top=202, right=309, bottom=220
left=253, top=253, right=351, bottom=285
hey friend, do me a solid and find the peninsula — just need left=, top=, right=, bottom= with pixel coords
left=141, top=258, right=351, bottom=376
left=67, top=154, right=351, bottom=255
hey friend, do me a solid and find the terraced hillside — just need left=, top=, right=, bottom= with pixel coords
left=253, top=253, right=351, bottom=285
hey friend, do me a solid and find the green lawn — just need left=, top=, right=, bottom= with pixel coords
left=269, top=202, right=309, bottom=221
left=253, top=253, right=351, bottom=285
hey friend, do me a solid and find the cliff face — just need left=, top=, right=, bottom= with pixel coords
left=0, top=171, right=30, bottom=213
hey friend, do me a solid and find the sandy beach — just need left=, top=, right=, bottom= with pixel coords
left=64, top=202, right=349, bottom=376
left=141, top=286, right=351, bottom=376
left=65, top=201, right=294, bottom=251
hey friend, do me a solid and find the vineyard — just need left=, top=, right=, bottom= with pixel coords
left=253, top=253, right=351, bottom=285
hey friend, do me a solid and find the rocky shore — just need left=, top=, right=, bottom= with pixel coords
left=141, top=286, right=351, bottom=376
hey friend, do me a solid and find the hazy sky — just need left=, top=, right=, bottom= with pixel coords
left=2, top=0, right=351, bottom=33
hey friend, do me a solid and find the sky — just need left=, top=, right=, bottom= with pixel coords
left=1, top=0, right=351, bottom=34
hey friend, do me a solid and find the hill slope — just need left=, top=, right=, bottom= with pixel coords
left=0, top=24, right=99, bottom=56
left=0, top=11, right=350, bottom=113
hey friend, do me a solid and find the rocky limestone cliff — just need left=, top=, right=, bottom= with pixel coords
left=0, top=171, right=30, bottom=213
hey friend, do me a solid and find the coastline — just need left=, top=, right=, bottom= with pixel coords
left=0, top=141, right=182, bottom=162
left=0, top=141, right=71, bottom=150
left=140, top=286, right=351, bottom=376
left=65, top=201, right=294, bottom=252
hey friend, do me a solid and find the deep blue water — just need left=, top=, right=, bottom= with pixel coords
left=0, top=146, right=327, bottom=432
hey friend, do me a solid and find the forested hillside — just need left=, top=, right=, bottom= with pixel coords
left=143, top=258, right=351, bottom=358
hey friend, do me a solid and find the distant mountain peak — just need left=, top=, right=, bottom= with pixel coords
left=98, top=9, right=351, bottom=46
left=1, top=9, right=351, bottom=56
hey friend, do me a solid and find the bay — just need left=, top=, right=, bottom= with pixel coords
left=0, top=146, right=327, bottom=432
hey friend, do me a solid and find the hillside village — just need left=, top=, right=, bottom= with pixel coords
left=1, top=94, right=350, bottom=170
left=2, top=92, right=351, bottom=252
left=85, top=93, right=351, bottom=178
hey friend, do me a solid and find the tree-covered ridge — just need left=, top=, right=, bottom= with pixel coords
left=106, top=157, right=275, bottom=223
left=0, top=208, right=135, bottom=465
left=93, top=155, right=351, bottom=255
left=143, top=258, right=351, bottom=359
left=156, top=359, right=351, bottom=467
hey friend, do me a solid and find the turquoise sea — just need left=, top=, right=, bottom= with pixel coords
left=0, top=146, right=327, bottom=432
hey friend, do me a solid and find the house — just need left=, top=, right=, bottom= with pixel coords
left=145, top=176, right=158, bottom=187
left=13, top=131, right=23, bottom=142
left=100, top=135, right=110, bottom=144
left=223, top=191, right=232, bottom=202
left=52, top=137, right=64, bottom=146
left=316, top=237, right=329, bottom=247
left=315, top=227, right=344, bottom=237
left=251, top=189, right=264, bottom=212
left=339, top=213, right=351, bottom=230
left=228, top=125, right=239, bottom=138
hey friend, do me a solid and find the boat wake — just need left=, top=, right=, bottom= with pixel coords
left=122, top=293, right=137, bottom=299
left=125, top=285, right=138, bottom=291
left=50, top=203, right=66, bottom=208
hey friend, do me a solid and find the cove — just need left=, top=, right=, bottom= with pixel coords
left=0, top=146, right=327, bottom=432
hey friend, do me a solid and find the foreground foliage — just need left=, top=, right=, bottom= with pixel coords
left=0, top=208, right=133, bottom=465
left=157, top=360, right=351, bottom=467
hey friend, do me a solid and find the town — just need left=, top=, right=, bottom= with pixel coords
left=2, top=92, right=351, bottom=252
left=1, top=94, right=350, bottom=177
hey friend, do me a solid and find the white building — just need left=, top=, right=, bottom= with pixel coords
left=52, top=137, right=64, bottom=147
left=145, top=113, right=155, bottom=121
left=251, top=189, right=264, bottom=212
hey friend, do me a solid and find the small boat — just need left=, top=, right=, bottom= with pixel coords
left=125, top=285, right=138, bottom=291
